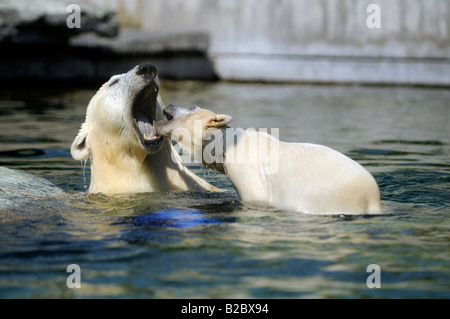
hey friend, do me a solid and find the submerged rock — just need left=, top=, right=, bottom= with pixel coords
left=0, top=166, right=64, bottom=209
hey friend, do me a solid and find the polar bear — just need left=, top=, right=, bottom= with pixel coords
left=70, top=64, right=218, bottom=195
left=156, top=104, right=382, bottom=215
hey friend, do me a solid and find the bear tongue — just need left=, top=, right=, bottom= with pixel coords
left=135, top=112, right=154, bottom=140
left=138, top=121, right=153, bottom=140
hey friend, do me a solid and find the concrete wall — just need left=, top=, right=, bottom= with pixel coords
left=86, top=0, right=450, bottom=85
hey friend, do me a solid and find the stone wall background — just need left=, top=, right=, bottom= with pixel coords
left=1, top=0, right=448, bottom=85
left=84, top=0, right=450, bottom=85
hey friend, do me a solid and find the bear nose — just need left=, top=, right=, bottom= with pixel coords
left=136, top=64, right=158, bottom=78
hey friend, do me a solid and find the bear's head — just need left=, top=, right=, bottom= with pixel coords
left=156, top=104, right=232, bottom=144
left=156, top=104, right=232, bottom=167
left=71, top=64, right=164, bottom=161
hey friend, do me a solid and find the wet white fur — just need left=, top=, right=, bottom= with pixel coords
left=71, top=67, right=218, bottom=195
left=157, top=107, right=382, bottom=215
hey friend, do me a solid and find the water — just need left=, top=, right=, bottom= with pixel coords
left=0, top=82, right=449, bottom=298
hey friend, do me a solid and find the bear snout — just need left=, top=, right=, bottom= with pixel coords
left=136, top=64, right=158, bottom=79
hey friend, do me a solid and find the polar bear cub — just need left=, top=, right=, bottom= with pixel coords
left=156, top=105, right=382, bottom=215
left=71, top=64, right=217, bottom=195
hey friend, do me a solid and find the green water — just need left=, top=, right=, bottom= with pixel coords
left=0, top=82, right=449, bottom=298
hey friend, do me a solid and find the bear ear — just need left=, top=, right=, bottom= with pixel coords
left=70, top=123, right=91, bottom=160
left=206, top=114, right=233, bottom=128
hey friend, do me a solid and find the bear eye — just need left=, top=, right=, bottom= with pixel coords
left=109, top=78, right=119, bottom=86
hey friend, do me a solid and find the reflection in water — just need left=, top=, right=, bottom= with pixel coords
left=0, top=83, right=449, bottom=298
left=130, top=209, right=220, bottom=228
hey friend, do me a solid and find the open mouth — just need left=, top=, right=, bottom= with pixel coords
left=132, top=81, right=163, bottom=152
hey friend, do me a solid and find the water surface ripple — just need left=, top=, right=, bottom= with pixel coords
left=0, top=83, right=448, bottom=298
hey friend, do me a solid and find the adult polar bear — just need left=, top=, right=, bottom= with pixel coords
left=71, top=64, right=217, bottom=194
